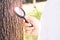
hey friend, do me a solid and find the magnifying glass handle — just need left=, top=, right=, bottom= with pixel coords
left=23, top=18, right=33, bottom=27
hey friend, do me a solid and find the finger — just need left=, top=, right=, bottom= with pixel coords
left=25, top=16, right=39, bottom=24
left=26, top=27, right=34, bottom=30
left=23, top=23, right=33, bottom=27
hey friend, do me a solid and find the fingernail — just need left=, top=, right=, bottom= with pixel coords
left=28, top=23, right=32, bottom=26
left=31, top=27, right=34, bottom=29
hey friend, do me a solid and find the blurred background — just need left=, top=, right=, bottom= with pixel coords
left=22, top=0, right=47, bottom=40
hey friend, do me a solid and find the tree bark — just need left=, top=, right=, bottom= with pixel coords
left=0, top=0, right=23, bottom=40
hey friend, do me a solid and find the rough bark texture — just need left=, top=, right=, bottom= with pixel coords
left=0, top=0, right=23, bottom=40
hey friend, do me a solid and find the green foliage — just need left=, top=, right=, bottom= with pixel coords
left=24, top=32, right=38, bottom=40
left=27, top=7, right=42, bottom=20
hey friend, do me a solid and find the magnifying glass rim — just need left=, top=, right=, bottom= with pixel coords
left=14, top=7, right=33, bottom=27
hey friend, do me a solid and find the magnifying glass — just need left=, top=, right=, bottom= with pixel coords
left=14, top=7, right=33, bottom=27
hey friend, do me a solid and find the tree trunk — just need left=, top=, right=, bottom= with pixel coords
left=0, top=0, right=23, bottom=40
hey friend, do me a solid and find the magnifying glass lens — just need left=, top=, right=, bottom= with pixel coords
left=14, top=7, right=24, bottom=17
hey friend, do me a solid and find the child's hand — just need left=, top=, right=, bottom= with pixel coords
left=23, top=16, right=40, bottom=35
